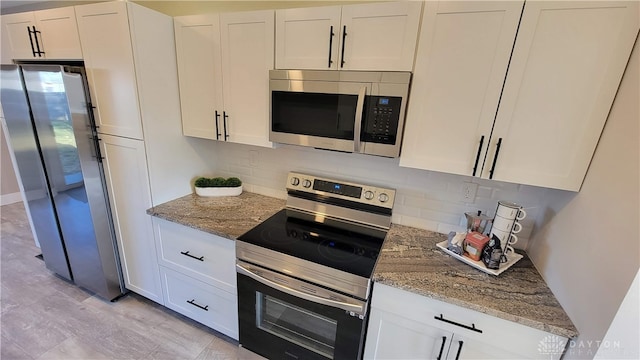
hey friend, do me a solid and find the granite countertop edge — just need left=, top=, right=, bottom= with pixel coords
left=146, top=191, right=578, bottom=339
left=373, top=276, right=578, bottom=339
left=146, top=211, right=240, bottom=240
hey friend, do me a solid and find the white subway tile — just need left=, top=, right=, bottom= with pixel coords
left=211, top=142, right=556, bottom=238
left=437, top=223, right=466, bottom=235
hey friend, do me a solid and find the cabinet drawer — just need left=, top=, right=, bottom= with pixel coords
left=153, top=218, right=236, bottom=293
left=371, top=283, right=565, bottom=358
left=160, top=266, right=238, bottom=340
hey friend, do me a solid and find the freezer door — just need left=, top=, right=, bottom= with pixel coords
left=21, top=65, right=124, bottom=299
left=0, top=64, right=72, bottom=281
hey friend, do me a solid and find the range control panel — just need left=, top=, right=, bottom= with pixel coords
left=286, top=172, right=395, bottom=209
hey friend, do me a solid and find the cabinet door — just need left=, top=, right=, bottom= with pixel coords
left=174, top=14, right=223, bottom=140
left=220, top=10, right=274, bottom=148
left=100, top=134, right=163, bottom=304
left=340, top=1, right=422, bottom=71
left=484, top=1, right=639, bottom=190
left=275, top=6, right=341, bottom=70
left=1, top=12, right=37, bottom=60
left=34, top=7, right=82, bottom=59
left=399, top=1, right=523, bottom=176
left=368, top=283, right=567, bottom=360
left=75, top=2, right=144, bottom=140
left=364, top=308, right=452, bottom=360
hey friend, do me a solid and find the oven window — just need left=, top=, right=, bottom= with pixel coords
left=256, top=292, right=338, bottom=359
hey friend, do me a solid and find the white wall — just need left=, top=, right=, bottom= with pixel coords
left=527, top=39, right=639, bottom=359
left=594, top=269, right=640, bottom=360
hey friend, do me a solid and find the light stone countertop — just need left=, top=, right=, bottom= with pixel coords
left=376, top=224, right=578, bottom=339
left=146, top=192, right=285, bottom=239
left=147, top=192, right=578, bottom=339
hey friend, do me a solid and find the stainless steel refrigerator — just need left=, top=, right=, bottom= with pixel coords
left=1, top=64, right=125, bottom=300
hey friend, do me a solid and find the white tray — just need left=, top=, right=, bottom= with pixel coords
left=436, top=240, right=523, bottom=276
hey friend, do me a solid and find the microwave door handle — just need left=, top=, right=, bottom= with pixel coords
left=236, top=263, right=364, bottom=315
left=353, top=86, right=367, bottom=153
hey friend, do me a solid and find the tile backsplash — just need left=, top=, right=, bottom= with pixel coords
left=212, top=141, right=558, bottom=250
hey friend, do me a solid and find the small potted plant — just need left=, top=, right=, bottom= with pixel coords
left=194, top=176, right=243, bottom=197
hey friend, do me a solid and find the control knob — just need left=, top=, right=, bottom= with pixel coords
left=302, top=179, right=312, bottom=188
left=290, top=177, right=300, bottom=186
left=378, top=193, right=389, bottom=203
left=364, top=191, right=375, bottom=200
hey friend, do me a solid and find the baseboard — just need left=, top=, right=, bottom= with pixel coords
left=0, top=192, right=22, bottom=206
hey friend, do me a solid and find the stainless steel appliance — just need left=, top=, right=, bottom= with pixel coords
left=236, top=172, right=395, bottom=360
left=1, top=64, right=125, bottom=300
left=269, top=70, right=411, bottom=158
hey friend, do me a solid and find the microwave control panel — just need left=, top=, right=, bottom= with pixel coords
left=362, top=96, right=402, bottom=145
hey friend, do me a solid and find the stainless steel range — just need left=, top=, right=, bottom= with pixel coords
left=236, top=172, right=395, bottom=360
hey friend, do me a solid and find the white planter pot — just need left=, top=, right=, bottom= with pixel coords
left=195, top=185, right=242, bottom=197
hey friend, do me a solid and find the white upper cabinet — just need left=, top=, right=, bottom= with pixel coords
left=75, top=2, right=143, bottom=140
left=1, top=12, right=36, bottom=61
left=340, top=2, right=422, bottom=71
left=275, top=1, right=422, bottom=71
left=483, top=1, right=639, bottom=190
left=401, top=0, right=639, bottom=191
left=275, top=6, right=341, bottom=70
left=174, top=14, right=222, bottom=140
left=400, top=1, right=523, bottom=177
left=1, top=7, right=82, bottom=61
left=400, top=1, right=523, bottom=179
left=175, top=10, right=274, bottom=147
left=220, top=10, right=274, bottom=147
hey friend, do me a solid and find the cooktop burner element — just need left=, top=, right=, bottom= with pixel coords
left=236, top=172, right=396, bottom=300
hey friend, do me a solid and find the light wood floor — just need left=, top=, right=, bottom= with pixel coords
left=0, top=202, right=264, bottom=360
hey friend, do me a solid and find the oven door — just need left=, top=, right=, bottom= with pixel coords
left=237, top=262, right=367, bottom=360
left=270, top=78, right=369, bottom=154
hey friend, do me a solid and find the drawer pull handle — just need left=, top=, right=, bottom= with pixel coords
left=187, top=299, right=209, bottom=311
left=436, top=336, right=447, bottom=360
left=434, top=314, right=483, bottom=333
left=180, top=251, right=204, bottom=261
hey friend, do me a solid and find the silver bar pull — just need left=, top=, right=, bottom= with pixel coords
left=353, top=86, right=366, bottom=153
left=236, top=262, right=364, bottom=315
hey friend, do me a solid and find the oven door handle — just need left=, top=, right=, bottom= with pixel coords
left=353, top=85, right=367, bottom=153
left=237, top=263, right=365, bottom=315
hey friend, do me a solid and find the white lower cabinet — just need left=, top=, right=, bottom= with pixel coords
left=364, top=283, right=567, bottom=360
left=100, top=134, right=163, bottom=304
left=159, top=267, right=238, bottom=339
left=153, top=218, right=239, bottom=340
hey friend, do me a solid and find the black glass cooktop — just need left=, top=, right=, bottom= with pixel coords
left=237, top=209, right=387, bottom=278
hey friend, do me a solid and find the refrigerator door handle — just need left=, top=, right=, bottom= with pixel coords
left=87, top=135, right=105, bottom=161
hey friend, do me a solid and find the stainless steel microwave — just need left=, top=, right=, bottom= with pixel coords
left=269, top=70, right=411, bottom=158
